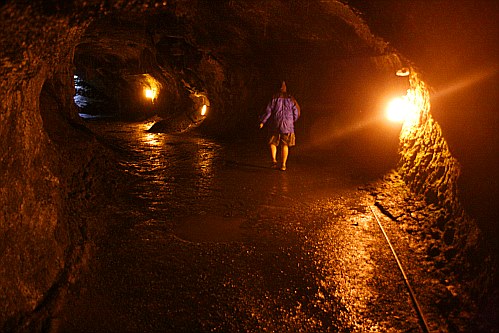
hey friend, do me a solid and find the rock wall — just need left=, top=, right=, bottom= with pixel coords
left=0, top=2, right=267, bottom=329
left=398, top=73, right=461, bottom=212
left=0, top=3, right=119, bottom=331
left=395, top=71, right=492, bottom=299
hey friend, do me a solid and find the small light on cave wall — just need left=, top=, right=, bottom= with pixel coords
left=386, top=68, right=423, bottom=133
left=385, top=88, right=424, bottom=139
left=145, top=88, right=157, bottom=102
left=386, top=96, right=415, bottom=123
left=201, top=104, right=207, bottom=116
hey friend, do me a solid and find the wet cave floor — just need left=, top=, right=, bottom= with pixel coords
left=54, top=119, right=470, bottom=333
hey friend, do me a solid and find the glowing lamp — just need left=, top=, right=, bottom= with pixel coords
left=201, top=104, right=207, bottom=116
left=386, top=97, right=415, bottom=123
left=145, top=88, right=156, bottom=101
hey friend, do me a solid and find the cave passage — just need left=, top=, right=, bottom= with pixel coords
left=54, top=119, right=418, bottom=332
left=2, top=1, right=497, bottom=332
left=68, top=6, right=410, bottom=138
left=53, top=10, right=415, bottom=330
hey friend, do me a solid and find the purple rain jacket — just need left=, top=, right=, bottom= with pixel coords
left=260, top=93, right=300, bottom=134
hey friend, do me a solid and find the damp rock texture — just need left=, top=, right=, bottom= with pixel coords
left=369, top=172, right=495, bottom=332
left=1, top=4, right=85, bottom=331
left=397, top=73, right=488, bottom=276
left=1, top=0, right=496, bottom=331
left=381, top=72, right=497, bottom=330
left=0, top=1, right=154, bottom=331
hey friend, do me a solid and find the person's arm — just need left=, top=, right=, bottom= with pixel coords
left=259, top=98, right=274, bottom=128
left=291, top=97, right=300, bottom=122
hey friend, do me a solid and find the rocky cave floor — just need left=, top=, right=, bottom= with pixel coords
left=366, top=174, right=497, bottom=333
left=48, top=120, right=496, bottom=333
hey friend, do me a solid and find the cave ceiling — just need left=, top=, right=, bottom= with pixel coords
left=74, top=1, right=386, bottom=76
left=1, top=0, right=402, bottom=130
left=67, top=1, right=396, bottom=124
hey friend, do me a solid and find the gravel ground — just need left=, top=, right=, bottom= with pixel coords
left=52, top=121, right=492, bottom=332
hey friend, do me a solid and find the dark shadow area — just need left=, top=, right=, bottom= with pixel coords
left=433, top=72, right=499, bottom=250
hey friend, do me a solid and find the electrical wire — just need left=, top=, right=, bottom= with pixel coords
left=369, top=205, right=431, bottom=333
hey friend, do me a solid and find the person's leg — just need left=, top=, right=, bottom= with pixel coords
left=270, top=143, right=278, bottom=164
left=281, top=144, right=289, bottom=170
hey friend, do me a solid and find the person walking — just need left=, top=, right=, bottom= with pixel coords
left=259, top=81, right=300, bottom=171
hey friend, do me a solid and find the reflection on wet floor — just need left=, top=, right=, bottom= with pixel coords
left=173, top=214, right=246, bottom=243
left=57, top=120, right=420, bottom=332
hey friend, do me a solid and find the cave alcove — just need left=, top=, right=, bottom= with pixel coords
left=73, top=12, right=204, bottom=123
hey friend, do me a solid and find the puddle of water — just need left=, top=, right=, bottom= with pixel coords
left=173, top=214, right=246, bottom=243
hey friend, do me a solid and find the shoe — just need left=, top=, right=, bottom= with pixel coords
left=271, top=161, right=278, bottom=169
left=280, top=165, right=286, bottom=171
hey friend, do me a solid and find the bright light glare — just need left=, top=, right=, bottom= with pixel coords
left=386, top=97, right=414, bottom=123
left=201, top=104, right=207, bottom=116
left=145, top=88, right=156, bottom=100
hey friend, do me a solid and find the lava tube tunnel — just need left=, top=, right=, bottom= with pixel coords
left=0, top=1, right=497, bottom=332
